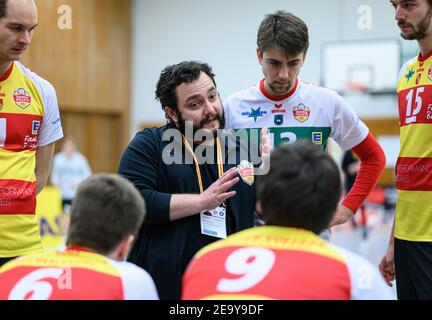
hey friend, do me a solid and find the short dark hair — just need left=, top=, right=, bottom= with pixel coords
left=155, top=61, right=216, bottom=124
left=257, top=10, right=309, bottom=56
left=257, top=140, right=341, bottom=234
left=0, top=0, right=8, bottom=19
left=66, top=174, right=146, bottom=255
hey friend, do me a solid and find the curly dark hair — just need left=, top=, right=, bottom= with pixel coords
left=155, top=61, right=216, bottom=124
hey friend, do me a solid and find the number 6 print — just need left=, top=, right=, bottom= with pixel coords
left=217, top=247, right=275, bottom=293
left=8, top=268, right=65, bottom=300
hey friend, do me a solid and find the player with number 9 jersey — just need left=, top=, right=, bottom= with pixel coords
left=182, top=226, right=394, bottom=300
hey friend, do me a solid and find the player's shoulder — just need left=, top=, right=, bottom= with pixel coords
left=298, top=80, right=340, bottom=100
left=329, top=243, right=375, bottom=269
left=14, top=61, right=57, bottom=96
left=109, top=259, right=153, bottom=283
left=398, top=56, right=418, bottom=80
left=224, top=82, right=260, bottom=105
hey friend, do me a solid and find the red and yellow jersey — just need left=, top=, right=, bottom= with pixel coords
left=395, top=51, right=432, bottom=241
left=182, top=226, right=393, bottom=300
left=0, top=61, right=63, bottom=257
left=0, top=247, right=159, bottom=300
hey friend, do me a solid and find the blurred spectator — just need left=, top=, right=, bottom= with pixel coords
left=51, top=139, right=92, bottom=213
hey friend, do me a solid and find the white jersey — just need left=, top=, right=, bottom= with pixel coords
left=14, top=61, right=63, bottom=146
left=224, top=79, right=368, bottom=150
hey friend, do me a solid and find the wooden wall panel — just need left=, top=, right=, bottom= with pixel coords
left=18, top=0, right=131, bottom=173
left=58, top=111, right=122, bottom=173
left=21, top=0, right=131, bottom=114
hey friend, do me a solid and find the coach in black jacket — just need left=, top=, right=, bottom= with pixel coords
left=119, top=61, right=269, bottom=300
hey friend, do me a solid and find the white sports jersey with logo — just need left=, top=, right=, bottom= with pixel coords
left=224, top=79, right=368, bottom=150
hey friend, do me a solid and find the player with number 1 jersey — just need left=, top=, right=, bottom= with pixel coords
left=0, top=61, right=63, bottom=258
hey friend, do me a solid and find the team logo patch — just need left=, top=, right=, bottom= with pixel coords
left=293, top=104, right=310, bottom=123
left=13, top=88, right=32, bottom=110
left=271, top=103, right=286, bottom=114
left=32, top=120, right=40, bottom=135
left=237, top=160, right=254, bottom=186
left=274, top=114, right=283, bottom=126
left=312, top=132, right=323, bottom=145
left=428, top=66, right=432, bottom=82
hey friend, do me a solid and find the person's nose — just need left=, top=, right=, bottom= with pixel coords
left=18, top=31, right=31, bottom=46
left=395, top=6, right=406, bottom=22
left=203, top=99, right=217, bottom=116
left=278, top=66, right=289, bottom=81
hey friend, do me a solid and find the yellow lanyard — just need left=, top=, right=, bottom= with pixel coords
left=182, top=136, right=224, bottom=193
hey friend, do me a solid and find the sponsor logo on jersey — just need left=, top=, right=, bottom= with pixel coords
left=237, top=160, right=254, bottom=186
left=13, top=88, right=32, bottom=110
left=272, top=103, right=286, bottom=114
left=428, top=65, right=432, bottom=82
left=312, top=132, right=323, bottom=146
left=405, top=69, right=414, bottom=81
left=242, top=107, right=267, bottom=122
left=274, top=114, right=283, bottom=126
left=293, top=104, right=310, bottom=123
left=32, top=120, right=40, bottom=135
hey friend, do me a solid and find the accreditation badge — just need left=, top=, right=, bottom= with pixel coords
left=200, top=206, right=227, bottom=239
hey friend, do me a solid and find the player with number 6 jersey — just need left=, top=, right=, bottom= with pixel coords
left=0, top=174, right=159, bottom=300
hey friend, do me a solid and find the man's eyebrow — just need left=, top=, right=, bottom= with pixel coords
left=8, top=22, right=38, bottom=29
left=185, top=87, right=216, bottom=103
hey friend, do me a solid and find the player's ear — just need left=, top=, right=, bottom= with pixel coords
left=165, top=107, right=177, bottom=123
left=117, top=235, right=134, bottom=261
left=257, top=48, right=264, bottom=65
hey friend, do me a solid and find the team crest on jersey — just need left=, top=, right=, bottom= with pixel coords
left=13, top=88, right=32, bottom=110
left=274, top=114, right=283, bottom=126
left=428, top=66, right=432, bottom=82
left=237, top=160, right=254, bottom=186
left=293, top=104, right=310, bottom=123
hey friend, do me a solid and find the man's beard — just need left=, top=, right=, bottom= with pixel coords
left=268, top=81, right=292, bottom=95
left=399, top=9, right=432, bottom=40
left=176, top=111, right=225, bottom=139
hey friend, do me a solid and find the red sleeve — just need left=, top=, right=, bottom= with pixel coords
left=341, top=133, right=386, bottom=213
